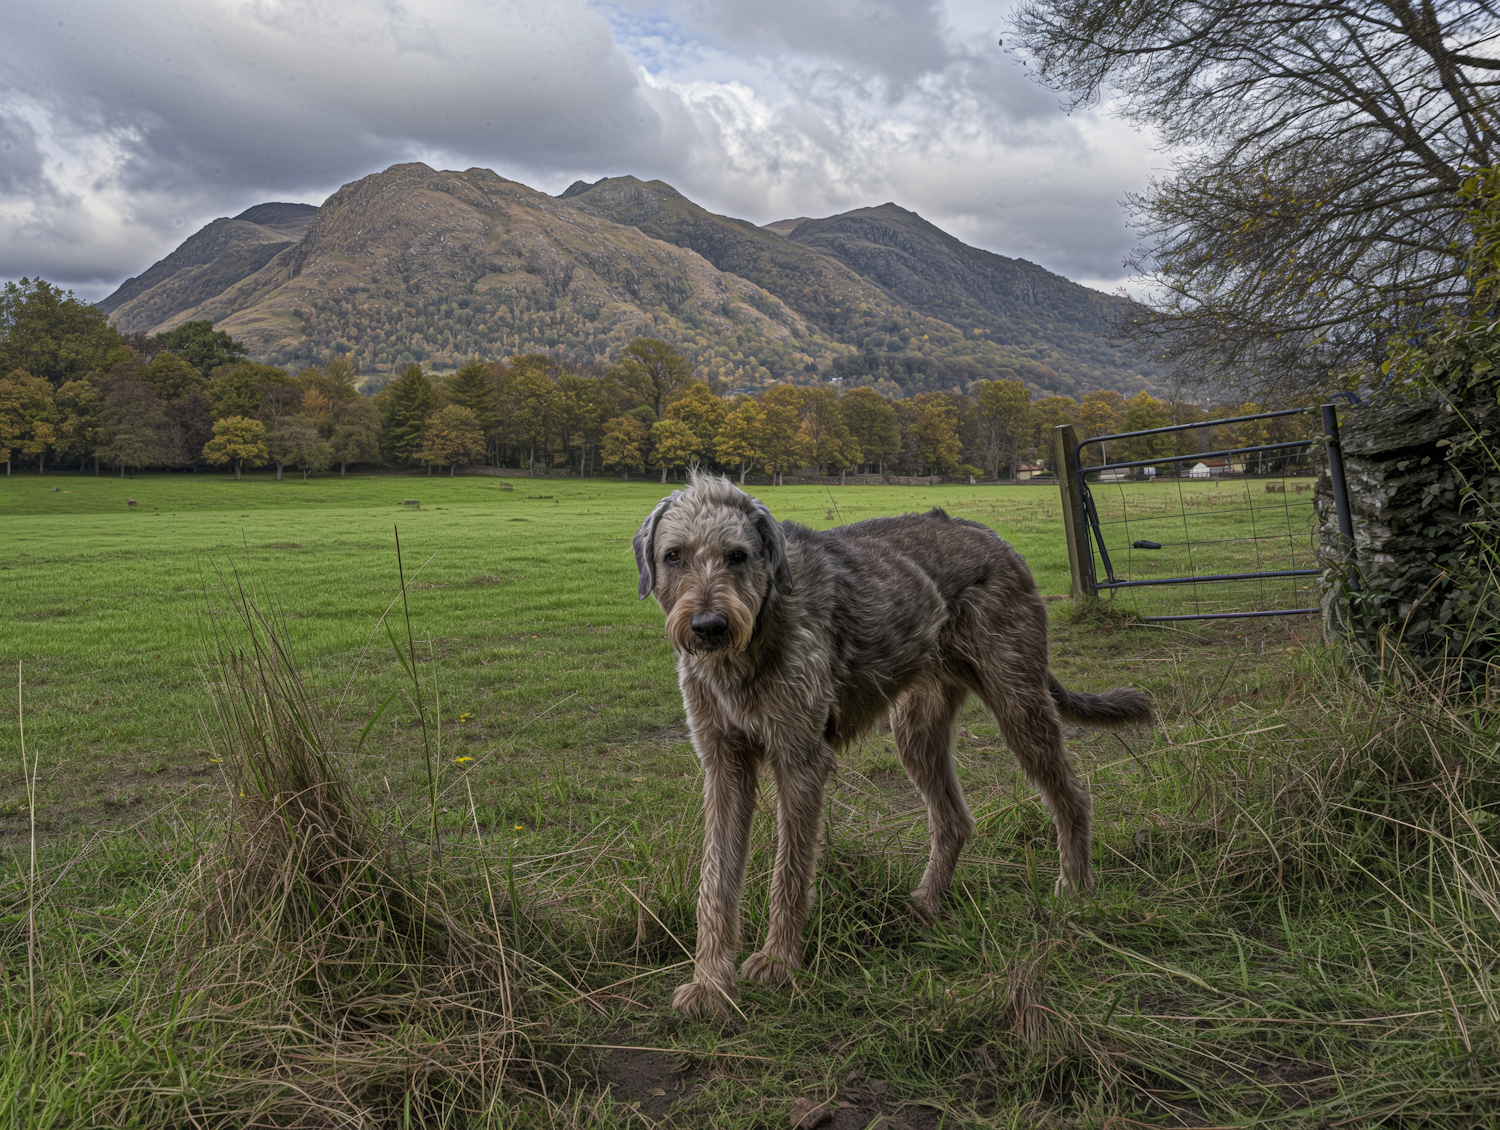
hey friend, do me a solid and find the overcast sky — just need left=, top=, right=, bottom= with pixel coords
left=0, top=0, right=1160, bottom=303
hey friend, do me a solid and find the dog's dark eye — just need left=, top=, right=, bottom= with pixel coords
left=664, top=549, right=682, bottom=564
left=726, top=549, right=748, bottom=566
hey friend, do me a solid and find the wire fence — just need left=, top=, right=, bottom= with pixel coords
left=1064, top=406, right=1351, bottom=623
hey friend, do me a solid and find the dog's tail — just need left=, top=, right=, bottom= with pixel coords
left=1048, top=674, right=1153, bottom=729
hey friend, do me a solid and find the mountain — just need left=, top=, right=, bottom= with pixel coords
left=100, top=163, right=1156, bottom=397
left=111, top=164, right=835, bottom=385
left=778, top=204, right=1137, bottom=389
left=100, top=203, right=317, bottom=333
left=560, top=177, right=1153, bottom=395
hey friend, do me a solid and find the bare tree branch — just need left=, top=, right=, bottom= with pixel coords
left=1014, top=0, right=1500, bottom=399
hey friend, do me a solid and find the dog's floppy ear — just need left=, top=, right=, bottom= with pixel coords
left=751, top=498, right=793, bottom=595
left=633, top=492, right=679, bottom=599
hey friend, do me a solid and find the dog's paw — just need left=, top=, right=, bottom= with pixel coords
left=672, top=979, right=735, bottom=1017
left=740, top=949, right=799, bottom=988
left=1053, top=871, right=1094, bottom=898
left=909, top=885, right=943, bottom=919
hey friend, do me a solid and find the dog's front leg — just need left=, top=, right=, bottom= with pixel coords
left=673, top=736, right=759, bottom=1017
left=741, top=735, right=834, bottom=989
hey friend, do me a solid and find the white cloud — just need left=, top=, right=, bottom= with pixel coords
left=0, top=0, right=1159, bottom=300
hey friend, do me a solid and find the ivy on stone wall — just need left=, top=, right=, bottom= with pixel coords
left=1330, top=169, right=1500, bottom=678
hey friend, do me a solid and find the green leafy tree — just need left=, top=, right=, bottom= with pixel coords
left=557, top=373, right=606, bottom=474
left=1078, top=389, right=1126, bottom=462
left=377, top=363, right=439, bottom=464
left=329, top=397, right=381, bottom=475
left=297, top=357, right=361, bottom=433
left=268, top=416, right=329, bottom=482
left=796, top=388, right=859, bottom=479
left=716, top=398, right=764, bottom=484
left=757, top=386, right=804, bottom=485
left=415, top=405, right=486, bottom=476
left=155, top=321, right=247, bottom=377
left=97, top=377, right=174, bottom=477
left=0, top=370, right=56, bottom=474
left=650, top=417, right=699, bottom=483
left=1030, top=395, right=1079, bottom=471
left=975, top=379, right=1033, bottom=480
left=840, top=388, right=900, bottom=474
left=601, top=415, right=649, bottom=479
left=511, top=366, right=562, bottom=472
left=444, top=359, right=502, bottom=451
left=1115, top=392, right=1174, bottom=465
left=54, top=379, right=103, bottom=472
left=208, top=362, right=295, bottom=420
left=140, top=351, right=205, bottom=401
left=911, top=393, right=963, bottom=476
left=664, top=383, right=728, bottom=466
left=0, top=278, right=129, bottom=385
left=609, top=338, right=694, bottom=419
left=203, top=416, right=270, bottom=480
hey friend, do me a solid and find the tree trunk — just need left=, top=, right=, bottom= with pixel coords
left=94, top=456, right=99, bottom=476
left=340, top=462, right=347, bottom=477
left=660, top=465, right=668, bottom=484
left=840, top=468, right=846, bottom=486
left=739, top=461, right=746, bottom=485
left=302, top=467, right=309, bottom=483
left=120, top=463, right=125, bottom=479
left=449, top=463, right=455, bottom=477
left=427, top=464, right=433, bottom=475
left=275, top=462, right=283, bottom=481
left=5, top=458, right=9, bottom=475
left=235, top=460, right=242, bottom=481
left=39, top=454, right=44, bottom=474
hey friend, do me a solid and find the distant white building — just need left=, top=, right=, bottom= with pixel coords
left=1188, top=458, right=1243, bottom=479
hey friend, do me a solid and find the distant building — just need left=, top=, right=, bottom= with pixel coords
left=1187, top=457, right=1244, bottom=479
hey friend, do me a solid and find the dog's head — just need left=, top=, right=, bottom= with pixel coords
left=633, top=470, right=791, bottom=656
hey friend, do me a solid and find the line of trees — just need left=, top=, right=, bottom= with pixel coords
left=0, top=276, right=1305, bottom=482
left=368, top=343, right=1308, bottom=483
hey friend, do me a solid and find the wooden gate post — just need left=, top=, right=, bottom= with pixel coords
left=1055, top=424, right=1092, bottom=600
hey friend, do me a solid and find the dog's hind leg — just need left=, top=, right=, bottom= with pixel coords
left=892, top=677, right=975, bottom=916
left=741, top=736, right=835, bottom=988
left=976, top=671, right=1093, bottom=895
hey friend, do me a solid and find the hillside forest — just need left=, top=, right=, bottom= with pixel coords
left=0, top=278, right=1306, bottom=484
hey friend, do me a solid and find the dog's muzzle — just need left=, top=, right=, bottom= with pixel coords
left=690, top=610, right=731, bottom=648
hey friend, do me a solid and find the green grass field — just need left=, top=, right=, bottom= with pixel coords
left=2, top=470, right=1497, bottom=1128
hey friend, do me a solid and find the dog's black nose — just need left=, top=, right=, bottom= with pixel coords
left=691, top=611, right=729, bottom=638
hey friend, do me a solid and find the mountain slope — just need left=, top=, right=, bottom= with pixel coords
left=156, top=164, right=836, bottom=384
left=101, top=163, right=1155, bottom=396
left=560, top=176, right=1153, bottom=395
left=780, top=204, right=1136, bottom=388
left=100, top=203, right=317, bottom=333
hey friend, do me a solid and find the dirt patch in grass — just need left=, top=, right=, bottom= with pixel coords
left=598, top=1042, right=703, bottom=1120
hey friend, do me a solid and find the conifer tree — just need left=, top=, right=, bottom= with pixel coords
left=378, top=363, right=438, bottom=463
left=444, top=359, right=501, bottom=447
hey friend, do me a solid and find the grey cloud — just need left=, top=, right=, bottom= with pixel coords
left=1, top=0, right=1156, bottom=299
left=0, top=111, right=45, bottom=195
left=648, top=0, right=953, bottom=84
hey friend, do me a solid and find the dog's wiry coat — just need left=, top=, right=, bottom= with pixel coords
left=634, top=472, right=1152, bottom=1016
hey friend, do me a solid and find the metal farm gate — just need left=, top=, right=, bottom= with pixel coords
left=1053, top=405, right=1356, bottom=623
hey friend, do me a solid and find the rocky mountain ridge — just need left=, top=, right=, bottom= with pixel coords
left=100, top=164, right=1154, bottom=397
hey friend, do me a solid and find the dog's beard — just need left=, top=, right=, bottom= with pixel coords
left=664, top=590, right=756, bottom=657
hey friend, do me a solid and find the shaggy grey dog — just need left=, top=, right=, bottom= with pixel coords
left=634, top=472, right=1151, bottom=1017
